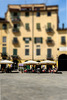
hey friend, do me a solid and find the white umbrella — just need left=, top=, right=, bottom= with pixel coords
left=0, top=60, right=13, bottom=64
left=22, top=60, right=38, bottom=65
left=39, top=60, right=56, bottom=65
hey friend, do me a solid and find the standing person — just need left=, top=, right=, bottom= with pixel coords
left=54, top=64, right=58, bottom=73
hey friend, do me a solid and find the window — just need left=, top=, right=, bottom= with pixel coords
left=36, top=49, right=40, bottom=55
left=25, top=49, right=29, bottom=55
left=37, top=12, right=40, bottom=17
left=47, top=12, right=51, bottom=16
left=13, top=38, right=18, bottom=44
left=36, top=23, right=40, bottom=29
left=25, top=38, right=29, bottom=43
left=25, top=12, right=29, bottom=17
left=2, top=24, right=7, bottom=29
left=47, top=23, right=51, bottom=29
left=13, top=12, right=18, bottom=16
left=61, top=36, right=66, bottom=44
left=25, top=23, right=29, bottom=30
left=47, top=37, right=51, bottom=40
left=2, top=47, right=6, bottom=53
left=13, top=49, right=17, bottom=55
left=47, top=49, right=51, bottom=58
left=13, top=24, right=20, bottom=29
left=3, top=37, right=6, bottom=42
left=14, top=24, right=18, bottom=29
left=34, top=37, right=43, bottom=43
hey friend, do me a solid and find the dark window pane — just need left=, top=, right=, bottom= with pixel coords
left=36, top=49, right=40, bottom=55
left=14, top=24, right=17, bottom=28
left=25, top=12, right=29, bottom=16
left=37, top=12, right=40, bottom=17
left=47, top=49, right=51, bottom=58
left=47, top=12, right=51, bottom=16
left=2, top=24, right=7, bottom=29
left=25, top=49, right=29, bottom=55
left=13, top=12, right=18, bottom=16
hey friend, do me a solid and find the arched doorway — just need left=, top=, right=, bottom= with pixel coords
left=58, top=54, right=67, bottom=71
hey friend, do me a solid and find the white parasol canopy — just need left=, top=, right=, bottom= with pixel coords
left=22, top=60, right=39, bottom=65
left=0, top=60, right=13, bottom=64
left=39, top=60, right=56, bottom=65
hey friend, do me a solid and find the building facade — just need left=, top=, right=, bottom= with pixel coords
left=0, top=4, right=67, bottom=70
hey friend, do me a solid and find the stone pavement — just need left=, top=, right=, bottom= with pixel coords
left=0, top=72, right=67, bottom=100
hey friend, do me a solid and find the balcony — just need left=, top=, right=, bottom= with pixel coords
left=46, top=28, right=53, bottom=33
left=46, top=39, right=53, bottom=44
left=47, top=55, right=54, bottom=60
left=12, top=28, right=19, bottom=33
left=1, top=53, right=7, bottom=57
left=1, top=53, right=8, bottom=59
left=61, top=41, right=66, bottom=44
left=11, top=17, right=20, bottom=23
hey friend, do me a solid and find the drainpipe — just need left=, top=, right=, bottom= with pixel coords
left=32, top=10, right=34, bottom=60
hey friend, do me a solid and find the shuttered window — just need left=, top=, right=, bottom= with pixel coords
left=36, top=23, right=40, bottom=29
left=25, top=49, right=29, bottom=55
left=13, top=49, right=17, bottom=55
left=2, top=47, right=6, bottom=53
left=61, top=36, right=65, bottom=44
left=25, top=23, right=29, bottom=30
left=47, top=49, right=51, bottom=58
left=47, top=23, right=51, bottom=29
left=3, top=37, right=6, bottom=42
left=34, top=37, right=43, bottom=43
left=36, top=49, right=40, bottom=55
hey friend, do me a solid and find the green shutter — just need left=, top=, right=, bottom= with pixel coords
left=47, top=23, right=51, bottom=28
left=13, top=49, right=17, bottom=55
left=23, top=37, right=25, bottom=41
left=34, top=38, right=36, bottom=43
left=41, top=37, right=43, bottom=43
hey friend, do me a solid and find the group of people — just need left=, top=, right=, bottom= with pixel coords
left=20, top=64, right=58, bottom=73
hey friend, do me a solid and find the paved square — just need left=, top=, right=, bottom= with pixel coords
left=0, top=72, right=67, bottom=100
